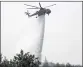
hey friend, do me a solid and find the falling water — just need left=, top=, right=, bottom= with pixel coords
left=16, top=15, right=45, bottom=61
left=33, top=15, right=45, bottom=61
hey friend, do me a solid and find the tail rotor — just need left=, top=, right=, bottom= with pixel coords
left=25, top=10, right=30, bottom=17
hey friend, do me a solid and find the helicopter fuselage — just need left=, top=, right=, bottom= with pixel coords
left=37, top=8, right=51, bottom=16
left=38, top=8, right=46, bottom=16
left=26, top=8, right=51, bottom=18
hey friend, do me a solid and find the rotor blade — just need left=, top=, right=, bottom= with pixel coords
left=39, top=2, right=42, bottom=8
left=27, top=8, right=40, bottom=9
left=24, top=4, right=40, bottom=8
left=44, top=4, right=56, bottom=8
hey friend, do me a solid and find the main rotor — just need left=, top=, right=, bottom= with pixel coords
left=24, top=2, right=56, bottom=9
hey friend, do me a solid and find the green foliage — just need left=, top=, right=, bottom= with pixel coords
left=0, top=49, right=41, bottom=67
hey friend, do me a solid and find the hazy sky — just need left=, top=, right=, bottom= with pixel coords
left=1, top=2, right=82, bottom=65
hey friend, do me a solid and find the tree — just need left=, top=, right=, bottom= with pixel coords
left=55, top=63, right=60, bottom=67
left=66, top=63, right=71, bottom=67
left=60, top=63, right=65, bottom=67
left=0, top=49, right=41, bottom=67
left=0, top=57, right=10, bottom=67
left=12, top=49, right=41, bottom=67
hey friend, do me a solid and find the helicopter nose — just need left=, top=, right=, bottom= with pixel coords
left=46, top=9, right=51, bottom=15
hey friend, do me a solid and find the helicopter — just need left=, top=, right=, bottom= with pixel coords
left=24, top=2, right=56, bottom=18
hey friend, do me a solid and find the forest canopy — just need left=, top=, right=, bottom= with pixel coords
left=0, top=50, right=82, bottom=67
